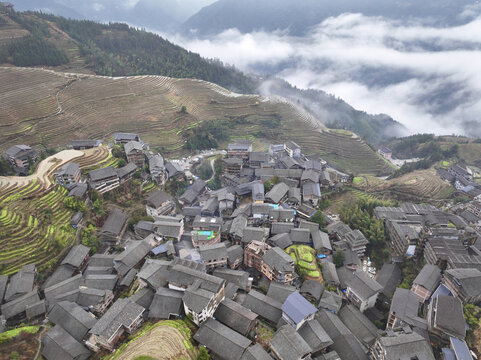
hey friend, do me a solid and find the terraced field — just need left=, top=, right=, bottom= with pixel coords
left=356, top=169, right=455, bottom=202
left=0, top=13, right=29, bottom=45
left=0, top=147, right=110, bottom=275
left=108, top=320, right=197, bottom=360
left=0, top=67, right=391, bottom=175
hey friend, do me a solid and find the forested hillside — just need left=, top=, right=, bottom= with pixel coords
left=0, top=7, right=256, bottom=93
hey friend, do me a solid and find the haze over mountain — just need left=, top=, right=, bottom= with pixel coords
left=182, top=0, right=479, bottom=36
left=10, top=0, right=217, bottom=31
left=9, top=0, right=481, bottom=138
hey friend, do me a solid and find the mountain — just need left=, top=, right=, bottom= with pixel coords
left=0, top=66, right=393, bottom=176
left=0, top=8, right=256, bottom=93
left=259, top=78, right=407, bottom=146
left=9, top=0, right=217, bottom=31
left=182, top=0, right=478, bottom=36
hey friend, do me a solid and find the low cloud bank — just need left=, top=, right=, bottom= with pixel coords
left=169, top=13, right=481, bottom=136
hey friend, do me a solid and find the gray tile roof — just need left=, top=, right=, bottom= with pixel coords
left=298, top=318, right=333, bottom=353
left=376, top=332, right=435, bottom=360
left=114, top=132, right=139, bottom=142
left=242, top=227, right=268, bottom=243
left=77, top=288, right=109, bottom=308
left=227, top=245, right=244, bottom=264
left=300, top=280, right=324, bottom=302
left=316, top=310, right=368, bottom=360
left=242, top=290, right=282, bottom=324
left=271, top=222, right=295, bottom=235
left=42, top=325, right=91, bottom=360
left=302, top=182, right=321, bottom=197
left=375, top=263, right=401, bottom=298
left=214, top=298, right=258, bottom=336
left=413, top=264, right=441, bottom=293
left=61, top=244, right=90, bottom=269
left=148, top=287, right=183, bottom=319
left=0, top=275, right=8, bottom=303
left=322, top=262, right=340, bottom=286
left=346, top=270, right=382, bottom=300
left=136, top=259, right=170, bottom=290
left=89, top=298, right=145, bottom=340
left=213, top=268, right=250, bottom=291
left=289, top=228, right=311, bottom=244
left=167, top=264, right=225, bottom=293
left=444, top=268, right=481, bottom=299
left=183, top=281, right=215, bottom=313
left=83, top=274, right=118, bottom=291
left=267, top=282, right=296, bottom=303
left=432, top=295, right=466, bottom=339
left=4, top=264, right=36, bottom=302
left=1, top=289, right=41, bottom=320
left=262, top=247, right=294, bottom=273
left=301, top=170, right=320, bottom=183
left=390, top=288, right=427, bottom=329
left=199, top=242, right=228, bottom=262
left=338, top=304, right=379, bottom=346
left=312, top=231, right=331, bottom=251
left=88, top=254, right=116, bottom=267
left=26, top=299, right=46, bottom=319
left=266, top=183, right=289, bottom=204
left=89, top=166, right=118, bottom=182
left=129, top=287, right=154, bottom=309
left=268, top=233, right=293, bottom=249
left=288, top=188, right=301, bottom=203
left=119, top=268, right=138, bottom=287
left=194, top=318, right=252, bottom=360
left=56, top=162, right=80, bottom=177
left=318, top=291, right=342, bottom=313
left=68, top=183, right=88, bottom=198
left=241, top=344, right=273, bottom=360
left=100, top=208, right=128, bottom=236
left=146, top=190, right=173, bottom=208
left=124, top=140, right=143, bottom=155
left=153, top=221, right=183, bottom=238
left=48, top=301, right=97, bottom=341
left=117, top=162, right=137, bottom=178
left=114, top=239, right=151, bottom=276
left=230, top=215, right=248, bottom=239
left=271, top=324, right=312, bottom=360
left=44, top=274, right=83, bottom=304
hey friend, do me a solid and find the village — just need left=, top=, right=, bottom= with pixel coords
left=1, top=134, right=481, bottom=360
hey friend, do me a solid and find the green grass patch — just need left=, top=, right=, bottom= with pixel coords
left=0, top=326, right=39, bottom=341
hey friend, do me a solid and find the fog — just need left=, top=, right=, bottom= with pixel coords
left=170, top=13, right=481, bottom=136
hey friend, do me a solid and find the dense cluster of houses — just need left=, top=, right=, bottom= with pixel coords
left=1, top=136, right=480, bottom=360
left=438, top=163, right=481, bottom=199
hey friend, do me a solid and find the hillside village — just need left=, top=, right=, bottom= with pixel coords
left=1, top=134, right=481, bottom=360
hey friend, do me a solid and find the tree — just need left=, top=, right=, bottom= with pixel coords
left=180, top=105, right=187, bottom=113
left=263, top=180, right=273, bottom=192
left=81, top=224, right=99, bottom=253
left=310, top=211, right=327, bottom=231
left=93, top=198, right=105, bottom=215
left=197, top=347, right=210, bottom=360
left=333, top=251, right=345, bottom=267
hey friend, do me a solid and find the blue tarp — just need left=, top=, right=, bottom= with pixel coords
left=152, top=244, right=167, bottom=255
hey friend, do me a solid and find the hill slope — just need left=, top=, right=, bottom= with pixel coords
left=0, top=8, right=256, bottom=92
left=182, top=0, right=477, bottom=36
left=0, top=67, right=392, bottom=176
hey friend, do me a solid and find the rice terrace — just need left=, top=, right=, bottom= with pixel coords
left=0, top=146, right=110, bottom=275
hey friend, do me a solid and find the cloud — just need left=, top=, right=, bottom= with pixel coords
left=167, top=13, right=481, bottom=137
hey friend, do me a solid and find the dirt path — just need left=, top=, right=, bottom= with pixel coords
left=114, top=325, right=196, bottom=360
left=0, top=149, right=84, bottom=189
